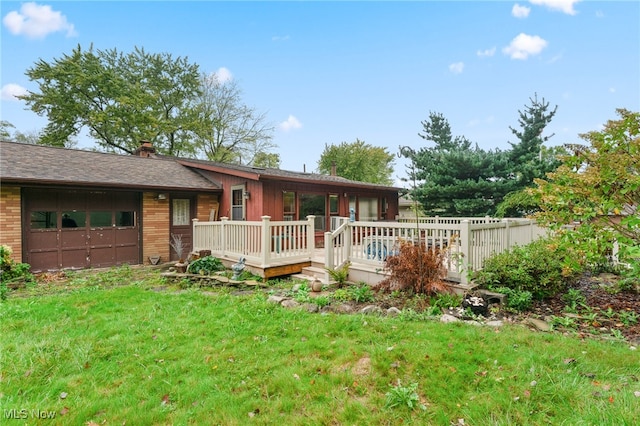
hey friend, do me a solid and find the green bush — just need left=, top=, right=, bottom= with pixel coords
left=187, top=256, right=225, bottom=275
left=473, top=237, right=581, bottom=299
left=1, top=245, right=34, bottom=299
left=491, top=287, right=533, bottom=312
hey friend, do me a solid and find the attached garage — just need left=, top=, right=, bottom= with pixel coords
left=24, top=188, right=140, bottom=272
left=1, top=141, right=221, bottom=270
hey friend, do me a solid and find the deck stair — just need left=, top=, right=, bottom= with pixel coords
left=292, top=264, right=331, bottom=285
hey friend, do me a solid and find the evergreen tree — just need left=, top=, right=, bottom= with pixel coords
left=405, top=112, right=509, bottom=216
left=497, top=94, right=564, bottom=216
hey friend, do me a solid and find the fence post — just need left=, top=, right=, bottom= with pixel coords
left=324, top=231, right=334, bottom=272
left=261, top=216, right=271, bottom=267
left=459, top=220, right=471, bottom=286
left=503, top=218, right=511, bottom=249
left=220, top=217, right=228, bottom=258
left=192, top=218, right=199, bottom=252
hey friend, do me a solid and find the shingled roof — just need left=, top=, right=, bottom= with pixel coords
left=177, top=157, right=401, bottom=190
left=0, top=141, right=220, bottom=192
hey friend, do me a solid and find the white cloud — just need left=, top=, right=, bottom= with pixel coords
left=272, top=35, right=290, bottom=41
left=3, top=2, right=77, bottom=39
left=279, top=115, right=302, bottom=132
left=529, top=0, right=581, bottom=16
left=595, top=10, right=605, bottom=18
left=477, top=47, right=496, bottom=57
left=502, top=33, right=548, bottom=60
left=609, top=87, right=616, bottom=93
left=214, top=67, right=233, bottom=83
left=512, top=4, right=531, bottom=18
left=449, top=62, right=464, bottom=74
left=1, top=83, right=28, bottom=101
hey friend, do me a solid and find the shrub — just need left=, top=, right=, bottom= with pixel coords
left=376, top=241, right=449, bottom=296
left=491, top=287, right=533, bottom=312
left=473, top=237, right=581, bottom=299
left=187, top=256, right=225, bottom=275
left=1, top=245, right=34, bottom=298
left=348, top=283, right=375, bottom=303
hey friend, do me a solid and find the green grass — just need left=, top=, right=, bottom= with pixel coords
left=1, top=269, right=639, bottom=425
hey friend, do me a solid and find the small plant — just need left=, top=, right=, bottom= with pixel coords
left=326, top=261, right=351, bottom=288
left=490, top=287, right=533, bottom=312
left=609, top=328, right=625, bottom=340
left=348, top=283, right=375, bottom=303
left=549, top=315, right=578, bottom=330
left=331, top=288, right=350, bottom=302
left=562, top=288, right=586, bottom=312
left=187, top=256, right=225, bottom=275
left=385, top=381, right=426, bottom=411
left=169, top=233, right=188, bottom=262
left=293, top=283, right=311, bottom=303
left=602, top=307, right=617, bottom=319
left=618, top=310, right=638, bottom=326
left=429, top=292, right=462, bottom=310
left=313, top=296, right=331, bottom=308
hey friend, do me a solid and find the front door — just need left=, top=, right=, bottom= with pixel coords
left=230, top=185, right=245, bottom=220
left=169, top=195, right=196, bottom=261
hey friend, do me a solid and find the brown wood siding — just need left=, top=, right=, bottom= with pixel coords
left=0, top=185, right=23, bottom=263
left=196, top=193, right=219, bottom=221
left=141, top=192, right=170, bottom=265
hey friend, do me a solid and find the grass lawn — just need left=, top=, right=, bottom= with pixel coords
left=1, top=267, right=639, bottom=425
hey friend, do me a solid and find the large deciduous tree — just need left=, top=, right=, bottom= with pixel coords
left=531, top=109, right=640, bottom=269
left=317, top=139, right=395, bottom=185
left=193, top=74, right=275, bottom=165
left=405, top=112, right=509, bottom=216
left=21, top=45, right=202, bottom=156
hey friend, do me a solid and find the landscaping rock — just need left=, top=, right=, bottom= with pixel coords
left=305, top=303, right=320, bottom=313
left=526, top=318, right=551, bottom=332
left=281, top=299, right=300, bottom=308
left=485, top=320, right=504, bottom=328
left=360, top=305, right=383, bottom=315
left=440, top=314, right=460, bottom=323
left=386, top=307, right=401, bottom=316
left=267, top=295, right=286, bottom=304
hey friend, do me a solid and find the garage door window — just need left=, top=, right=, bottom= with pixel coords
left=30, top=211, right=57, bottom=229
left=62, top=211, right=85, bottom=228
left=90, top=211, right=112, bottom=227
left=116, top=211, right=135, bottom=227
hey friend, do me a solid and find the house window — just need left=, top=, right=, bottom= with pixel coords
left=172, top=199, right=190, bottom=226
left=358, top=197, right=379, bottom=222
left=329, top=194, right=339, bottom=215
left=283, top=191, right=296, bottom=221
left=300, top=193, right=326, bottom=231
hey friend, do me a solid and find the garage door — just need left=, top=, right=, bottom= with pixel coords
left=25, top=188, right=140, bottom=272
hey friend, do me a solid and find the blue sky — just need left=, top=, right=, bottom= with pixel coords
left=1, top=1, right=639, bottom=185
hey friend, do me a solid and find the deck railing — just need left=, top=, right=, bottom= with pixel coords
left=192, top=216, right=315, bottom=267
left=193, top=215, right=546, bottom=287
left=325, top=218, right=547, bottom=286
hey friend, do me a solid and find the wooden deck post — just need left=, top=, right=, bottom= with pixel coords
left=220, top=217, right=228, bottom=258
left=459, top=220, right=471, bottom=286
left=261, top=216, right=271, bottom=267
